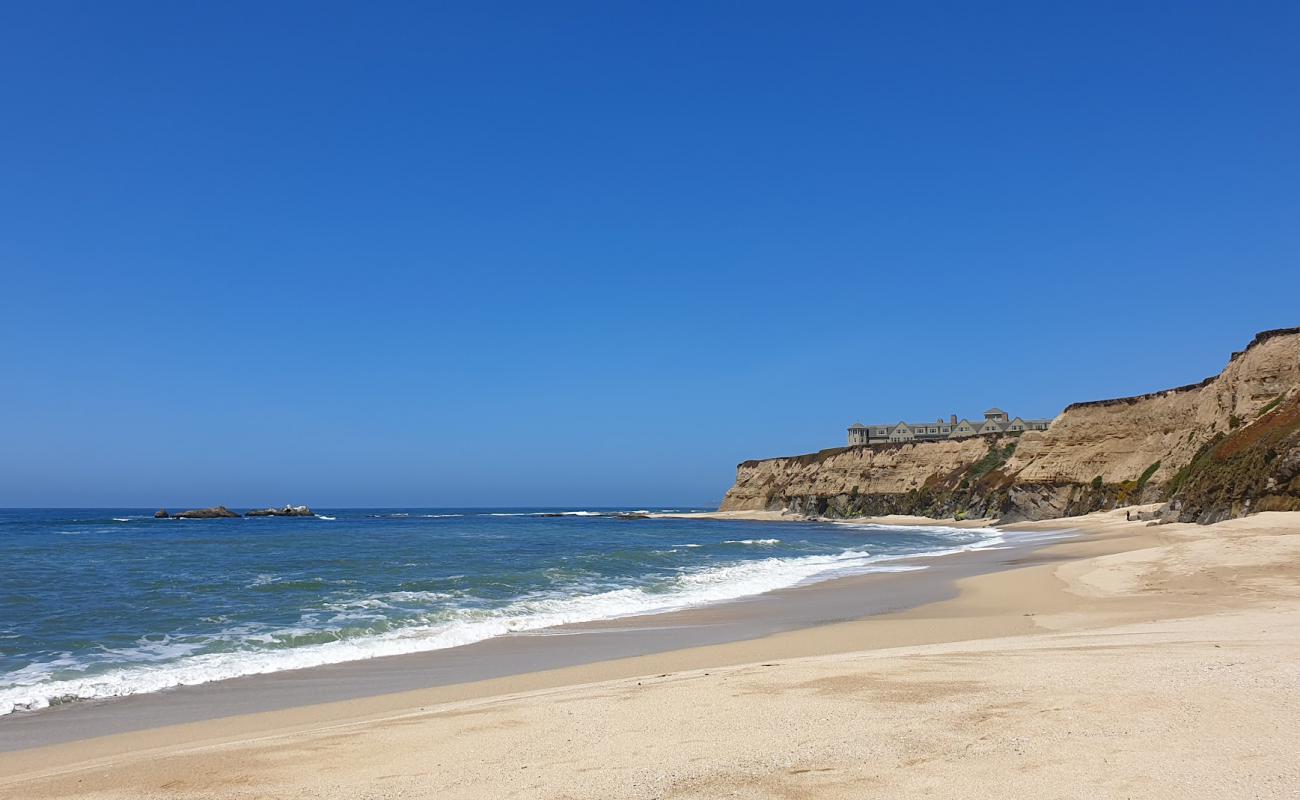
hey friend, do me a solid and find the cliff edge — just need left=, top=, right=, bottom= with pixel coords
left=719, top=327, right=1300, bottom=524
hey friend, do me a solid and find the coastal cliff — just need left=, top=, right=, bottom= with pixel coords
left=720, top=328, right=1300, bottom=524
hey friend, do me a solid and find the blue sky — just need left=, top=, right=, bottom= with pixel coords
left=2, top=2, right=1297, bottom=507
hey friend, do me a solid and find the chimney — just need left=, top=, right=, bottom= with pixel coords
left=950, top=414, right=957, bottom=425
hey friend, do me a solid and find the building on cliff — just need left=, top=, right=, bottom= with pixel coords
left=847, top=408, right=1051, bottom=445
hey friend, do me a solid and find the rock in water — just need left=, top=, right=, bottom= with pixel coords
left=154, top=509, right=170, bottom=519
left=173, top=506, right=240, bottom=519
left=245, top=505, right=314, bottom=517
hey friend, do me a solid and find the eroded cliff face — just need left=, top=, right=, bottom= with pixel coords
left=719, top=328, right=1300, bottom=524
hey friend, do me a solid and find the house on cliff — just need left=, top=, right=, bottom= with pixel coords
left=847, top=408, right=1050, bottom=445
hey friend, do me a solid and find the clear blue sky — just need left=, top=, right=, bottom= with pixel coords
left=2, top=2, right=1297, bottom=507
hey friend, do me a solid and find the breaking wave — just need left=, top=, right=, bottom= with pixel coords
left=0, top=533, right=1006, bottom=716
left=0, top=514, right=1030, bottom=717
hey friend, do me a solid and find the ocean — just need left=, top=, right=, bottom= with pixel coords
left=0, top=508, right=1008, bottom=716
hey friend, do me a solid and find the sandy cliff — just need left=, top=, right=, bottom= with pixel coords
left=720, top=328, right=1300, bottom=523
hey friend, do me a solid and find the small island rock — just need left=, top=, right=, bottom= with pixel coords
left=173, top=506, right=240, bottom=519
left=245, top=505, right=314, bottom=517
left=154, top=509, right=170, bottom=519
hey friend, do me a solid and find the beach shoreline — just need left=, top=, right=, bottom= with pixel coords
left=3, top=508, right=1298, bottom=798
left=0, top=517, right=1065, bottom=752
left=650, top=508, right=993, bottom=524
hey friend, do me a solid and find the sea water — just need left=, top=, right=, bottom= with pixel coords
left=0, top=508, right=1007, bottom=715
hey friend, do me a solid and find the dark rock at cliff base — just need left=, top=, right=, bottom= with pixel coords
left=154, top=509, right=170, bottom=519
left=245, top=505, right=314, bottom=517
left=173, top=506, right=240, bottom=519
left=614, top=512, right=650, bottom=520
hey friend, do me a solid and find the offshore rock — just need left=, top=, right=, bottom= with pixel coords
left=172, top=506, right=240, bottom=519
left=245, top=505, right=314, bottom=517
left=154, top=509, right=169, bottom=519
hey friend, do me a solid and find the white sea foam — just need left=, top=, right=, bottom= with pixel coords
left=723, top=539, right=781, bottom=545
left=829, top=522, right=1022, bottom=556
left=0, top=525, right=1010, bottom=716
left=421, top=514, right=464, bottom=518
left=112, top=518, right=131, bottom=522
left=833, top=521, right=1000, bottom=536
left=315, top=515, right=336, bottom=521
left=380, top=590, right=456, bottom=603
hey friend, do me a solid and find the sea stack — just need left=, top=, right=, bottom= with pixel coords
left=154, top=509, right=169, bottom=519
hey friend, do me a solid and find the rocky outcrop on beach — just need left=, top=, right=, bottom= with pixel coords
left=171, top=506, right=241, bottom=519
left=244, top=505, right=314, bottom=517
left=720, top=327, right=1300, bottom=524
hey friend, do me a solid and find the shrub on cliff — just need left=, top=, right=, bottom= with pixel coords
left=1171, top=395, right=1300, bottom=523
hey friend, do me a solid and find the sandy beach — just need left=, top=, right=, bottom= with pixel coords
left=2, top=508, right=1298, bottom=798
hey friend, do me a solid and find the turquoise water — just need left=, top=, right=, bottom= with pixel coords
left=0, top=508, right=1006, bottom=715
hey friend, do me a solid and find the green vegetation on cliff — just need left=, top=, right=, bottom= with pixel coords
left=789, top=439, right=1022, bottom=521
left=1171, top=395, right=1300, bottom=523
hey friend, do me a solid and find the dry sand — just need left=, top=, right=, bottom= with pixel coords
left=3, top=509, right=1299, bottom=798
